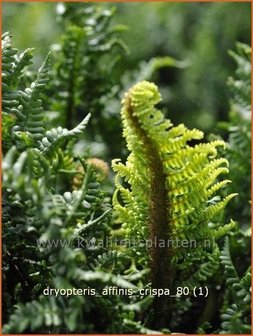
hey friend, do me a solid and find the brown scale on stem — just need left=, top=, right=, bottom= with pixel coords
left=124, top=94, right=174, bottom=328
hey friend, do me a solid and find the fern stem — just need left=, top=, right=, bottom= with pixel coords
left=125, top=96, right=174, bottom=328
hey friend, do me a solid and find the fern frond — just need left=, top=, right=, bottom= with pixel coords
left=222, top=44, right=251, bottom=225
left=220, top=304, right=251, bottom=334
left=2, top=296, right=62, bottom=334
left=2, top=32, right=18, bottom=90
left=220, top=237, right=250, bottom=308
left=204, top=193, right=237, bottom=220
left=122, top=55, right=186, bottom=88
left=240, top=269, right=251, bottom=291
left=90, top=250, right=130, bottom=271
left=180, top=247, right=220, bottom=288
left=213, top=220, right=236, bottom=239
left=39, top=114, right=91, bottom=155
left=2, top=33, right=34, bottom=152
left=13, top=53, right=50, bottom=144
left=228, top=43, right=251, bottom=118
left=220, top=236, right=251, bottom=335
left=113, top=81, right=236, bottom=327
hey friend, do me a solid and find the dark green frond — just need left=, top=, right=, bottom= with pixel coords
left=39, top=114, right=91, bottom=155
left=220, top=237, right=251, bottom=334
left=13, top=53, right=50, bottom=144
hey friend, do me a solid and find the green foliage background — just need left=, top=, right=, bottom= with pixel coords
left=2, top=2, right=251, bottom=334
left=3, top=2, right=251, bottom=132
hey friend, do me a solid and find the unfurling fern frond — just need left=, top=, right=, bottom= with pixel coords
left=112, top=81, right=236, bottom=328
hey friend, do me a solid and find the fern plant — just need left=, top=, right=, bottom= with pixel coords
left=220, top=237, right=251, bottom=334
left=217, top=43, right=251, bottom=335
left=222, top=42, right=251, bottom=225
left=112, top=80, right=237, bottom=329
left=46, top=3, right=129, bottom=160
left=2, top=33, right=148, bottom=334
left=2, top=18, right=251, bottom=333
